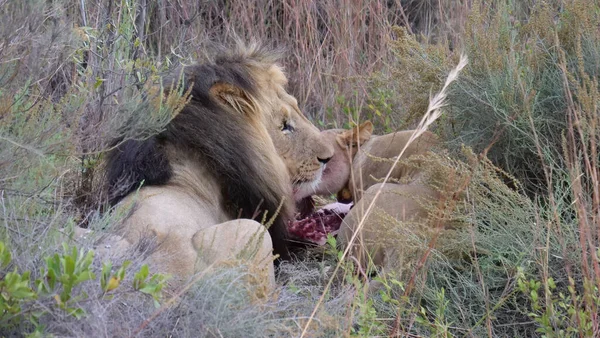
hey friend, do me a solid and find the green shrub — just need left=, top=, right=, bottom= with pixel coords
left=0, top=240, right=168, bottom=335
left=382, top=1, right=599, bottom=196
left=517, top=273, right=600, bottom=337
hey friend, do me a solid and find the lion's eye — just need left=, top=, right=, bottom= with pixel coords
left=282, top=120, right=294, bottom=133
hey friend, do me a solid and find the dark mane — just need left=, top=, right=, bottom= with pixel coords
left=105, top=45, right=291, bottom=259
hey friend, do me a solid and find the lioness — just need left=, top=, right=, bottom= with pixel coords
left=105, top=43, right=333, bottom=283
left=346, top=128, right=439, bottom=201
left=294, top=122, right=439, bottom=201
left=299, top=124, right=444, bottom=271
left=338, top=182, right=443, bottom=272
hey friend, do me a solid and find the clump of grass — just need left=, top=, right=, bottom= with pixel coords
left=414, top=148, right=540, bottom=336
left=382, top=1, right=600, bottom=196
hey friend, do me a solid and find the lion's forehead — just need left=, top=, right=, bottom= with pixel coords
left=253, top=65, right=288, bottom=93
left=267, top=65, right=288, bottom=86
left=266, top=92, right=307, bottom=125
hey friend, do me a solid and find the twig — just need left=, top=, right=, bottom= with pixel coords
left=0, top=135, right=45, bottom=157
left=79, top=0, right=87, bottom=26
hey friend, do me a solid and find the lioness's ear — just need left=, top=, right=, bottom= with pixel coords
left=336, top=131, right=353, bottom=149
left=209, top=82, right=255, bottom=116
left=357, top=121, right=373, bottom=143
left=336, top=121, right=373, bottom=149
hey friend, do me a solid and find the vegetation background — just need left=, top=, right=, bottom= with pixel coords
left=1, top=0, right=599, bottom=336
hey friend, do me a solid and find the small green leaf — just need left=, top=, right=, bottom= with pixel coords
left=94, top=77, right=105, bottom=89
left=67, top=307, right=86, bottom=319
left=547, top=277, right=556, bottom=289
left=75, top=271, right=95, bottom=284
left=0, top=242, right=12, bottom=268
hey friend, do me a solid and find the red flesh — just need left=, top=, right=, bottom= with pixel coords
left=288, top=208, right=346, bottom=246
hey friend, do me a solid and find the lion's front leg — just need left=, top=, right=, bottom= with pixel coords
left=192, top=220, right=276, bottom=291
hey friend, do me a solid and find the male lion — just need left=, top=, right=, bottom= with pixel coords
left=105, top=43, right=333, bottom=283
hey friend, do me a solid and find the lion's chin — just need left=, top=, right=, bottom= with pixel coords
left=292, top=166, right=324, bottom=201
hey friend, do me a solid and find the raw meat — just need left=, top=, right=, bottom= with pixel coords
left=288, top=203, right=353, bottom=245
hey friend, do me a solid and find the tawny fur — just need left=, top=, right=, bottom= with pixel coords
left=337, top=182, right=442, bottom=271
left=347, top=128, right=440, bottom=200
left=293, top=121, right=374, bottom=201
left=296, top=122, right=439, bottom=202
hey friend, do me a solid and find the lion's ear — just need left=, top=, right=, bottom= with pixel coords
left=209, top=82, right=255, bottom=116
left=356, top=121, right=373, bottom=144
left=336, top=120, right=373, bottom=149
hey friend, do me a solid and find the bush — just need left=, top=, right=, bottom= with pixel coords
left=0, top=240, right=168, bottom=336
left=385, top=1, right=600, bottom=195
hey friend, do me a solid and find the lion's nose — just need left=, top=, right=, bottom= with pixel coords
left=318, top=156, right=331, bottom=164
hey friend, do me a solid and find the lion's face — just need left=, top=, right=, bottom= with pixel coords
left=207, top=59, right=334, bottom=205
left=233, top=64, right=332, bottom=200
left=266, top=87, right=334, bottom=198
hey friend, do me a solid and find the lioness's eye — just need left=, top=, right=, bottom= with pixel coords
left=282, top=120, right=294, bottom=133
